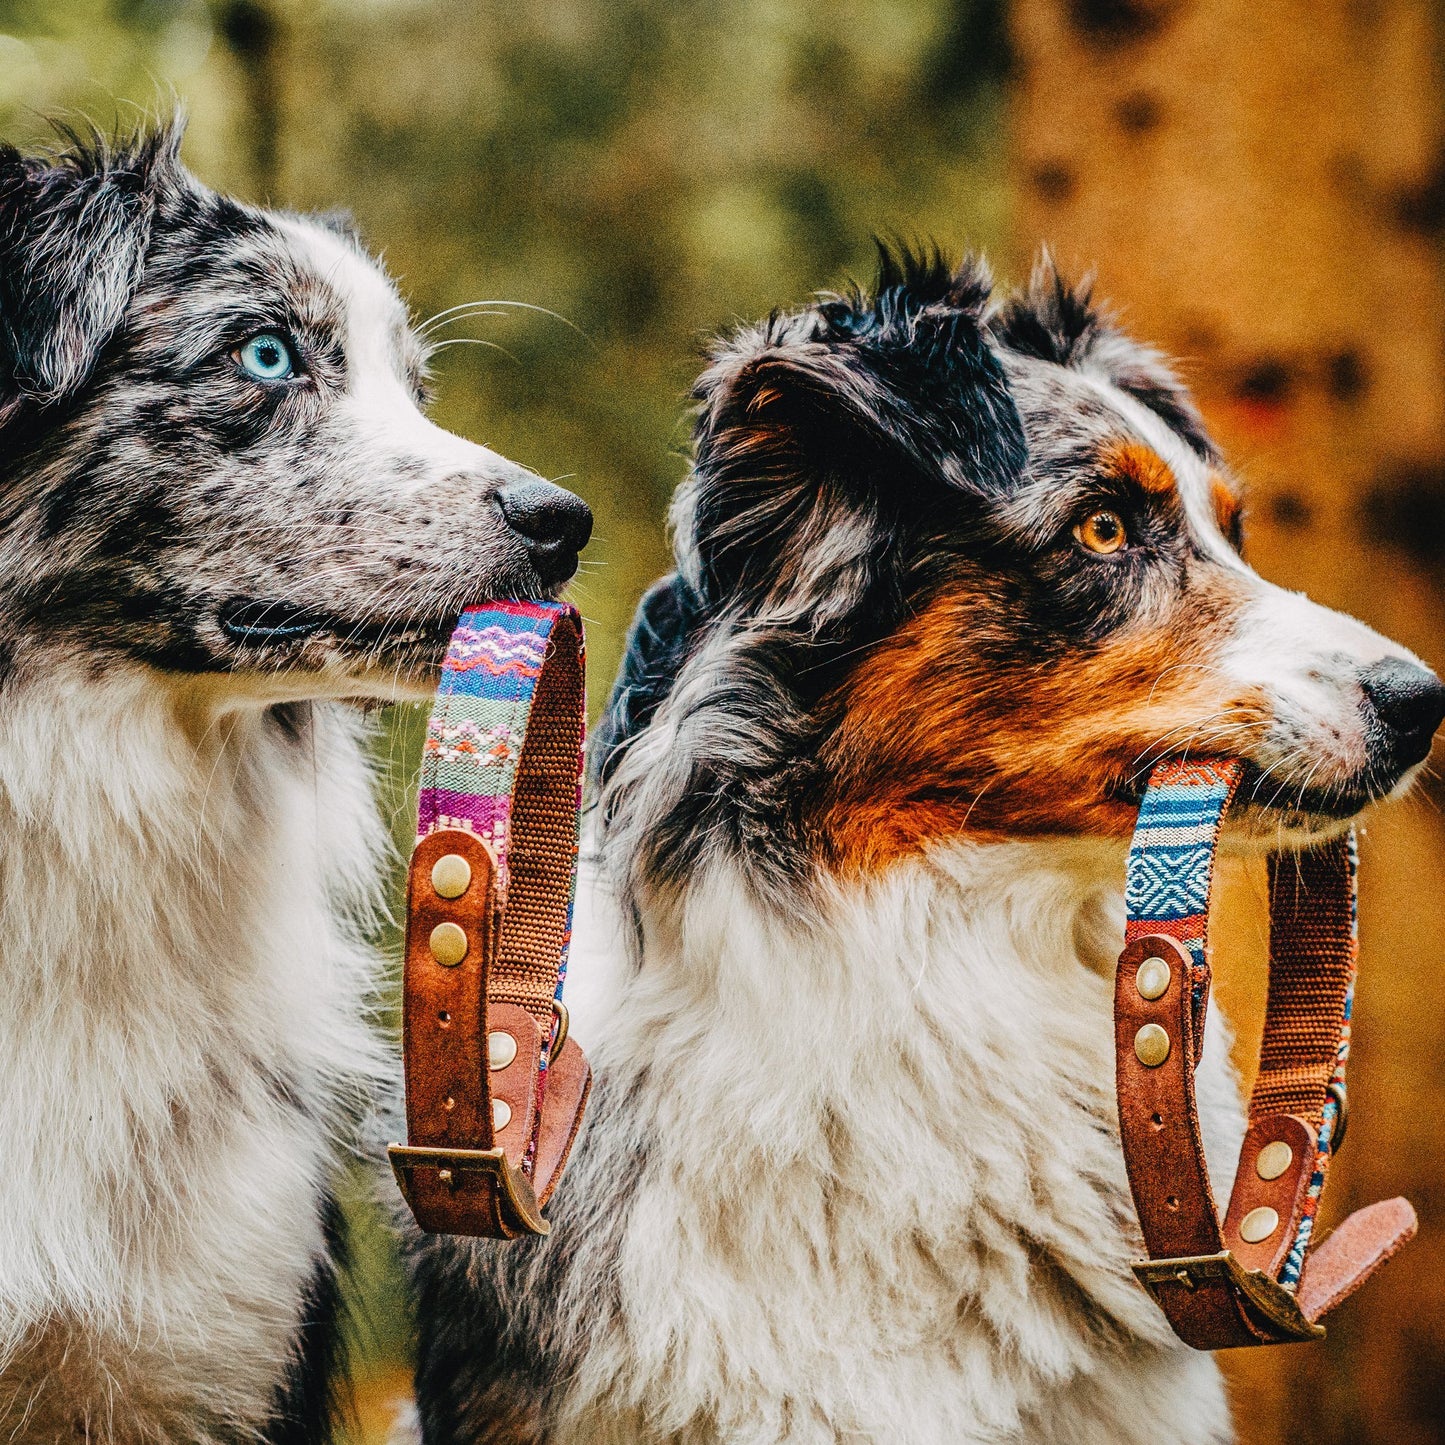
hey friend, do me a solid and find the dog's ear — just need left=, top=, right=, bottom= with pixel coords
left=685, top=246, right=1026, bottom=609
left=994, top=251, right=1217, bottom=462
left=0, top=122, right=182, bottom=426
left=591, top=573, right=704, bottom=786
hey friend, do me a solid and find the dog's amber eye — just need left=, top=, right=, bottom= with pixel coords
left=1074, top=510, right=1128, bottom=555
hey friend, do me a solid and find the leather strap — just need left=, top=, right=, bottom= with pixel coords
left=1117, top=758, right=1415, bottom=1348
left=390, top=602, right=591, bottom=1238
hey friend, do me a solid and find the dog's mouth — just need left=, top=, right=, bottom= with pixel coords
left=1108, top=755, right=1406, bottom=830
left=1233, top=759, right=1401, bottom=821
left=220, top=599, right=327, bottom=643
left=219, top=598, right=458, bottom=653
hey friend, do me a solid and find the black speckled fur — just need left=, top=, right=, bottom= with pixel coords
left=1, top=120, right=553, bottom=688
left=267, top=1193, right=350, bottom=1445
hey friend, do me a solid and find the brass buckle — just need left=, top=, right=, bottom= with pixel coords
left=1131, top=1251, right=1325, bottom=1342
left=388, top=1144, right=550, bottom=1237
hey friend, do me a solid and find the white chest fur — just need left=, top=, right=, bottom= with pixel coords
left=557, top=836, right=1245, bottom=1445
left=0, top=670, right=384, bottom=1441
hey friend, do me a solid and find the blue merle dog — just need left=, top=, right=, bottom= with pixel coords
left=0, top=119, right=589, bottom=1443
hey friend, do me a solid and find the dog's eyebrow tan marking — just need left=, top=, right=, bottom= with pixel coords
left=1099, top=439, right=1177, bottom=495
left=1211, top=474, right=1244, bottom=543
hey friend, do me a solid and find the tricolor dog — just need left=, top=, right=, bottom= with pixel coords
left=405, top=250, right=1442, bottom=1443
left=0, top=121, right=589, bottom=1441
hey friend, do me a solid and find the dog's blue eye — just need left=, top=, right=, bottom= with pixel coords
left=237, top=332, right=296, bottom=382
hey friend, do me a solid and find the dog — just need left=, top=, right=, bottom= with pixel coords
left=404, top=247, right=1443, bottom=1444
left=0, top=119, right=591, bottom=1442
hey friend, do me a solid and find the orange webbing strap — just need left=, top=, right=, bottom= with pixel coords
left=389, top=603, right=591, bottom=1239
left=1116, top=758, right=1415, bottom=1349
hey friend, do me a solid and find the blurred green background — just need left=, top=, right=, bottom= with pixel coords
left=0, top=0, right=1012, bottom=1430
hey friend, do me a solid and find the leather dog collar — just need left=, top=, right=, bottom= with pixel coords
left=389, top=601, right=591, bottom=1238
left=1118, top=758, right=1415, bottom=1348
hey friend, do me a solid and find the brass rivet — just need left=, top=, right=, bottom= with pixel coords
left=1239, top=1206, right=1280, bottom=1244
left=492, top=1098, right=512, bottom=1132
left=429, top=921, right=468, bottom=967
left=487, top=1031, right=518, bottom=1071
left=1256, top=1141, right=1294, bottom=1181
left=1134, top=1023, right=1171, bottom=1068
left=431, top=853, right=472, bottom=899
left=1136, top=956, right=1171, bottom=1001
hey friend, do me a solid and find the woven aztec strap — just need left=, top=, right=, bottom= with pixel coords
left=1117, top=757, right=1415, bottom=1349
left=389, top=602, right=592, bottom=1239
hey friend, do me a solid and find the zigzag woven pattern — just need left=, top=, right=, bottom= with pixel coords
left=1125, top=758, right=1242, bottom=968
left=417, top=601, right=585, bottom=1087
left=419, top=606, right=569, bottom=860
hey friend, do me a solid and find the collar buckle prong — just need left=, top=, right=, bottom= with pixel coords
left=1131, top=1252, right=1325, bottom=1342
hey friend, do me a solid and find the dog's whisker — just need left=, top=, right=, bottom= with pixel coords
left=416, top=297, right=591, bottom=344
left=416, top=308, right=508, bottom=334
left=1143, top=661, right=1230, bottom=706
left=1131, top=712, right=1262, bottom=773
left=426, top=338, right=521, bottom=364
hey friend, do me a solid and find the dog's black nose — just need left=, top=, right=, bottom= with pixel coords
left=497, top=479, right=593, bottom=583
left=1361, top=657, right=1445, bottom=767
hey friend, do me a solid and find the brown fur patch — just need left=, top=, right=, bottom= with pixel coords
left=815, top=569, right=1270, bottom=872
left=1100, top=439, right=1177, bottom=495
left=1211, top=475, right=1244, bottom=548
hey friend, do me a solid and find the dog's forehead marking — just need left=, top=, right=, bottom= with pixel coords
left=274, top=215, right=413, bottom=387
left=271, top=215, right=500, bottom=478
left=1098, top=438, right=1177, bottom=494
left=1072, top=368, right=1246, bottom=572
